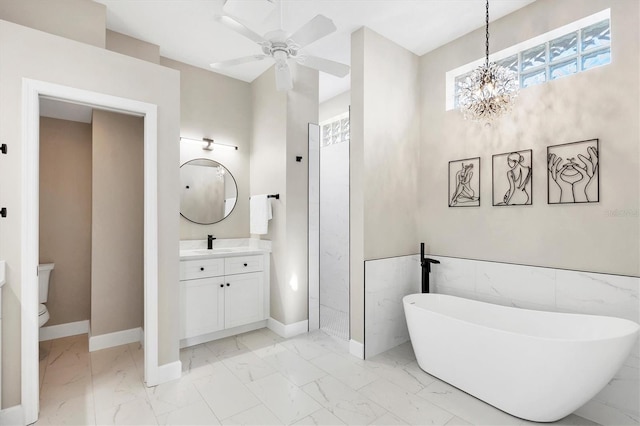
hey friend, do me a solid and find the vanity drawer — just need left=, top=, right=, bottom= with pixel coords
left=180, top=258, right=225, bottom=280
left=225, top=255, right=264, bottom=275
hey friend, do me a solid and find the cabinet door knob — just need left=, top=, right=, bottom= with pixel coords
left=243, top=263, right=248, bottom=267
left=220, top=284, right=224, bottom=288
left=226, top=283, right=230, bottom=286
left=200, top=267, right=204, bottom=271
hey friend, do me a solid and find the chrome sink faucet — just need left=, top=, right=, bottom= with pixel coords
left=207, top=234, right=216, bottom=250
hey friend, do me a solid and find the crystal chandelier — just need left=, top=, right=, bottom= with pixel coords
left=459, top=0, right=518, bottom=122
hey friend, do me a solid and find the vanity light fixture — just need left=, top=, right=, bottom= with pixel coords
left=458, top=0, right=519, bottom=123
left=180, top=137, right=239, bottom=151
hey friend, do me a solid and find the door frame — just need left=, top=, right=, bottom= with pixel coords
left=21, top=79, right=160, bottom=424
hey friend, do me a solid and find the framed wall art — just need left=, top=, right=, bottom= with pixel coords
left=547, top=139, right=599, bottom=204
left=492, top=149, right=532, bottom=206
left=449, top=157, right=480, bottom=207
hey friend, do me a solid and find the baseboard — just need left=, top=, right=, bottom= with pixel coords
left=0, top=404, right=24, bottom=426
left=89, top=327, right=143, bottom=352
left=180, top=320, right=267, bottom=348
left=39, top=320, right=90, bottom=342
left=349, top=339, right=364, bottom=359
left=155, top=360, right=182, bottom=384
left=267, top=317, right=308, bottom=338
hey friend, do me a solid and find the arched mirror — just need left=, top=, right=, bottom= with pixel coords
left=180, top=158, right=238, bottom=224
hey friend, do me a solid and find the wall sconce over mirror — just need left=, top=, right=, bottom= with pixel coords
left=180, top=158, right=238, bottom=224
left=180, top=136, right=239, bottom=151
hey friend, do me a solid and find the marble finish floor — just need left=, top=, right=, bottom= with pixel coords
left=36, top=329, right=600, bottom=426
left=320, top=305, right=349, bottom=341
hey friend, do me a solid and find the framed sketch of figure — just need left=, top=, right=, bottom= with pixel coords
left=449, top=157, right=480, bottom=207
left=547, top=139, right=599, bottom=204
left=492, top=149, right=533, bottom=206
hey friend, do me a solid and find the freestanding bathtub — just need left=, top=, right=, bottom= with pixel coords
left=403, top=293, right=639, bottom=422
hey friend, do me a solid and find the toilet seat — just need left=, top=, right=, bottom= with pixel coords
left=38, top=303, right=50, bottom=327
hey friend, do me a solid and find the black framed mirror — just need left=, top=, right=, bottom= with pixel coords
left=180, top=158, right=238, bottom=224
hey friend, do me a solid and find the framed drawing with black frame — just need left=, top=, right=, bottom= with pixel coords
left=449, top=157, right=480, bottom=207
left=547, top=139, right=599, bottom=204
left=492, top=149, right=532, bottom=206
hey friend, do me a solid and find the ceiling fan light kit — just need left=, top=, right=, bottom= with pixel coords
left=211, top=12, right=350, bottom=91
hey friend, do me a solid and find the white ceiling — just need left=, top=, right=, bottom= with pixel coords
left=96, top=0, right=535, bottom=102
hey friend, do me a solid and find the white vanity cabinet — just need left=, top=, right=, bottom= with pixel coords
left=179, top=252, right=269, bottom=347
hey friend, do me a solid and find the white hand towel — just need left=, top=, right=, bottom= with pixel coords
left=250, top=194, right=272, bottom=235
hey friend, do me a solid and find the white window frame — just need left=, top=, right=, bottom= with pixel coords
left=446, top=8, right=611, bottom=111
left=320, top=111, right=350, bottom=147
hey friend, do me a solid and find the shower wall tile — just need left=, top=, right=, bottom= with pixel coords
left=555, top=270, right=639, bottom=322
left=432, top=257, right=476, bottom=293
left=320, top=140, right=350, bottom=339
left=475, top=262, right=556, bottom=307
left=364, top=255, right=420, bottom=359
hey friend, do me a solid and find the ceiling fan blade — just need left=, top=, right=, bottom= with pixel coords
left=289, top=15, right=336, bottom=49
left=214, top=14, right=267, bottom=44
left=210, top=55, right=268, bottom=69
left=297, top=55, right=350, bottom=77
left=275, top=62, right=293, bottom=91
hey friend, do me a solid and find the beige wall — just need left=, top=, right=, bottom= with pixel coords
left=161, top=58, right=252, bottom=240
left=0, top=0, right=106, bottom=48
left=419, top=0, right=640, bottom=276
left=106, top=30, right=160, bottom=64
left=39, top=117, right=92, bottom=326
left=350, top=27, right=421, bottom=344
left=0, top=19, right=180, bottom=407
left=250, top=64, right=318, bottom=325
left=319, top=91, right=350, bottom=123
left=91, top=110, right=144, bottom=336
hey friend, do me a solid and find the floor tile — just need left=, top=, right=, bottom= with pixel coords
left=299, top=330, right=350, bottom=355
left=246, top=373, right=321, bottom=424
left=146, top=377, right=204, bottom=416
left=205, top=335, right=250, bottom=360
left=95, top=395, right=158, bottom=425
left=311, top=352, right=378, bottom=390
left=416, top=379, right=521, bottom=425
left=222, top=350, right=278, bottom=383
left=301, top=376, right=386, bottom=425
left=90, top=344, right=135, bottom=376
left=369, top=412, right=409, bottom=426
left=193, top=363, right=261, bottom=420
left=280, top=336, right=331, bottom=360
left=292, top=408, right=346, bottom=426
left=445, top=416, right=473, bottom=425
left=92, top=362, right=148, bottom=411
left=359, top=378, right=454, bottom=425
left=221, top=404, right=282, bottom=426
left=180, top=343, right=219, bottom=382
left=46, top=334, right=90, bottom=370
left=156, top=399, right=221, bottom=425
left=38, top=387, right=96, bottom=426
left=363, top=357, right=436, bottom=394
left=263, top=348, right=327, bottom=386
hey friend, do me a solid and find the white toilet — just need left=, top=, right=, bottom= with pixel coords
left=38, top=263, right=54, bottom=327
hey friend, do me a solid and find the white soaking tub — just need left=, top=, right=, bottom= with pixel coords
left=403, top=293, right=639, bottom=422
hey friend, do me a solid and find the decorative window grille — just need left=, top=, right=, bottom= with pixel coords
left=320, top=112, right=349, bottom=147
left=447, top=9, right=611, bottom=110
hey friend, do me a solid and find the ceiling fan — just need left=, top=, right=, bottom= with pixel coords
left=211, top=13, right=350, bottom=91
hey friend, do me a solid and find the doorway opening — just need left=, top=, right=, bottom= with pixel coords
left=308, top=110, right=350, bottom=341
left=21, top=79, right=161, bottom=424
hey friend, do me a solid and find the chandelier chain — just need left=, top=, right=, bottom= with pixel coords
left=485, top=0, right=490, bottom=67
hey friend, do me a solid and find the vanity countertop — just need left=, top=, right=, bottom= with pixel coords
left=180, top=246, right=269, bottom=260
left=179, top=238, right=271, bottom=261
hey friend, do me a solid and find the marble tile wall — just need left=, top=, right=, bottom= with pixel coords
left=364, top=255, right=420, bottom=359
left=364, top=253, right=639, bottom=425
left=308, top=124, right=320, bottom=331
left=319, top=140, right=350, bottom=339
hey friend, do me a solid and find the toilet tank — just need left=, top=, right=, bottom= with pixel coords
left=38, top=263, right=55, bottom=304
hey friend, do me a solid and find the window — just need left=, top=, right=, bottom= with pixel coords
left=447, top=9, right=611, bottom=110
left=320, top=112, right=349, bottom=147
